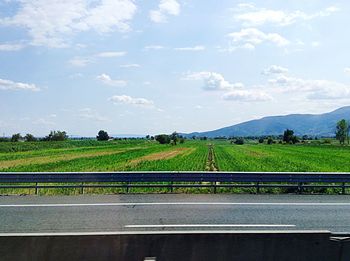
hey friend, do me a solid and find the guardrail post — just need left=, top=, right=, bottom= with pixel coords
left=342, top=182, right=346, bottom=195
left=170, top=181, right=173, bottom=193
left=298, top=182, right=303, bottom=194
left=211, top=180, right=217, bottom=194
left=80, top=182, right=84, bottom=194
left=35, top=182, right=38, bottom=195
left=256, top=182, right=260, bottom=194
left=126, top=182, right=129, bottom=193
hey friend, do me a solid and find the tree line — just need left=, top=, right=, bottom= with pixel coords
left=1, top=119, right=349, bottom=145
left=0, top=131, right=68, bottom=142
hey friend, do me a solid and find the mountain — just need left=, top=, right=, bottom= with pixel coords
left=184, top=106, right=350, bottom=138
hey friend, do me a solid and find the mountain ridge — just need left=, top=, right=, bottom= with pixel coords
left=183, top=106, right=350, bottom=138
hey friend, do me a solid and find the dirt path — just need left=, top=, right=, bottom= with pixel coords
left=206, top=144, right=219, bottom=171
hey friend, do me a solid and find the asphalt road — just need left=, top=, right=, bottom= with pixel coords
left=0, top=194, right=350, bottom=234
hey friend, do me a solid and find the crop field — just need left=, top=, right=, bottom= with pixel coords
left=0, top=140, right=208, bottom=172
left=1, top=139, right=350, bottom=194
left=215, top=142, right=350, bottom=172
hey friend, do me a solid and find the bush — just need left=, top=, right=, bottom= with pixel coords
left=0, top=137, right=9, bottom=142
left=234, top=138, right=244, bottom=145
left=323, top=139, right=332, bottom=144
left=267, top=138, right=274, bottom=145
left=155, top=134, right=171, bottom=144
left=258, top=138, right=264, bottom=143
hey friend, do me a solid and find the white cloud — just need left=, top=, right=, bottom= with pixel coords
left=188, top=68, right=350, bottom=102
left=120, top=63, right=140, bottom=68
left=78, top=108, right=110, bottom=122
left=149, top=10, right=166, bottom=23
left=109, top=95, right=154, bottom=107
left=0, top=78, right=40, bottom=91
left=236, top=3, right=256, bottom=10
left=223, top=90, right=272, bottom=102
left=69, top=57, right=91, bottom=67
left=311, top=41, right=320, bottom=47
left=262, top=65, right=289, bottom=75
left=234, top=4, right=339, bottom=27
left=96, top=51, right=126, bottom=58
left=344, top=68, right=350, bottom=75
left=144, top=45, right=165, bottom=50
left=0, top=0, right=137, bottom=48
left=150, top=0, right=180, bottom=23
left=69, top=51, right=125, bottom=66
left=32, top=118, right=55, bottom=126
left=97, top=74, right=127, bottom=87
left=268, top=75, right=350, bottom=100
left=0, top=43, right=24, bottom=51
left=186, top=71, right=244, bottom=91
left=174, top=45, right=205, bottom=51
left=227, top=28, right=289, bottom=51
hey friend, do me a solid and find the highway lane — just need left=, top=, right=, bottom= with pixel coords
left=0, top=194, right=350, bottom=234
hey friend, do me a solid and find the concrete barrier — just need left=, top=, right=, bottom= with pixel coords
left=0, top=230, right=345, bottom=261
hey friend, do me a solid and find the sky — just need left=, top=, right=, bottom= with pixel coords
left=1, top=0, right=350, bottom=137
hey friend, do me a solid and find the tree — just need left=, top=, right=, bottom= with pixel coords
left=336, top=119, right=349, bottom=145
left=267, top=137, right=274, bottom=145
left=145, top=135, right=150, bottom=139
left=96, top=130, right=109, bottom=141
left=291, top=135, right=299, bottom=144
left=282, top=129, right=299, bottom=144
left=155, top=134, right=171, bottom=144
left=11, top=133, right=22, bottom=142
left=302, top=135, right=309, bottom=141
left=283, top=129, right=294, bottom=143
left=258, top=138, right=264, bottom=144
left=25, top=133, right=37, bottom=142
left=170, top=131, right=178, bottom=145
left=43, top=131, right=68, bottom=141
left=346, top=121, right=350, bottom=145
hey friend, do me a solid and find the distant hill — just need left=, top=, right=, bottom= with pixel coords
left=184, top=106, right=350, bottom=138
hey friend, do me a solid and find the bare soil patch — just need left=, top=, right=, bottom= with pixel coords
left=128, top=147, right=192, bottom=165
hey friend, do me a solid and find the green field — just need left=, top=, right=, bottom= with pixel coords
left=1, top=139, right=350, bottom=194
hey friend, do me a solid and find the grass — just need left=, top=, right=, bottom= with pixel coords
left=1, top=139, right=350, bottom=195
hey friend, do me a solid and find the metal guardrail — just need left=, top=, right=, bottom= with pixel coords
left=0, top=171, right=350, bottom=194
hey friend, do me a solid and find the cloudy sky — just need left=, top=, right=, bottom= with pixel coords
left=1, top=0, right=350, bottom=136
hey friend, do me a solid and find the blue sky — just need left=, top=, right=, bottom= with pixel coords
left=1, top=0, right=350, bottom=136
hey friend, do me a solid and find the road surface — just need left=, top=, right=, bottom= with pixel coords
left=0, top=194, right=350, bottom=234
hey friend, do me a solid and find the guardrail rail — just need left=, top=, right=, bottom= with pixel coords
left=0, top=171, right=350, bottom=194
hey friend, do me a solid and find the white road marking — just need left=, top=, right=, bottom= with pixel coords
left=0, top=202, right=349, bottom=207
left=0, top=230, right=329, bottom=237
left=125, top=224, right=296, bottom=228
